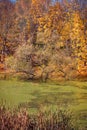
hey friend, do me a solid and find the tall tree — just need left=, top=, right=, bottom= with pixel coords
left=0, top=0, right=14, bottom=62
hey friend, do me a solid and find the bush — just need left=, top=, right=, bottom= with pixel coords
left=14, top=44, right=33, bottom=71
left=11, top=43, right=77, bottom=81
left=5, top=56, right=15, bottom=70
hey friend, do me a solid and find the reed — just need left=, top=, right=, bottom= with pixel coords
left=0, top=105, right=76, bottom=130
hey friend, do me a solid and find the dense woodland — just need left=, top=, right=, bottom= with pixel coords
left=0, top=0, right=87, bottom=81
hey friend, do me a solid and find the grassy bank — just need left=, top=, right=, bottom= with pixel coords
left=0, top=80, right=87, bottom=129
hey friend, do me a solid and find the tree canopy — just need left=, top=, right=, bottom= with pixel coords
left=0, top=0, right=87, bottom=80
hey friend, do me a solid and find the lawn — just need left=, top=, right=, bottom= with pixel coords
left=0, top=80, right=87, bottom=128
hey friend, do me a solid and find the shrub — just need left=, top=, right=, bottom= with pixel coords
left=11, top=43, right=77, bottom=81
left=5, top=56, right=15, bottom=70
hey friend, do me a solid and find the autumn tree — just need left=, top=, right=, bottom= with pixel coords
left=14, top=0, right=52, bottom=46
left=0, top=0, right=15, bottom=63
left=62, top=1, right=87, bottom=74
left=27, top=0, right=52, bottom=45
left=3, top=0, right=87, bottom=79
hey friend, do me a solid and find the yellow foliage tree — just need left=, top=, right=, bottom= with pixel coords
left=70, top=12, right=86, bottom=72
left=60, top=3, right=87, bottom=72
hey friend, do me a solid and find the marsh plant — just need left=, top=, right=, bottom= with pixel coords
left=0, top=105, right=78, bottom=130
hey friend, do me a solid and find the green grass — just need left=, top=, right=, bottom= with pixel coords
left=0, top=80, right=87, bottom=128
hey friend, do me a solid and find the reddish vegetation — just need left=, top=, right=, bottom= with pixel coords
left=0, top=106, right=74, bottom=130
